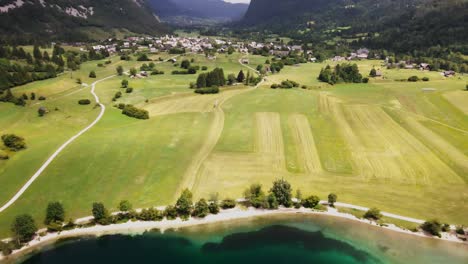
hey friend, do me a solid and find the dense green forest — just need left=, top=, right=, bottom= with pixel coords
left=238, top=0, right=468, bottom=68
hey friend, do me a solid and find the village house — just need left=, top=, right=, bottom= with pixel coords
left=419, top=63, right=430, bottom=71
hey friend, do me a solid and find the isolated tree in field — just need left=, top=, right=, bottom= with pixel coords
left=364, top=208, right=382, bottom=221
left=176, top=189, right=193, bottom=219
left=192, top=199, right=210, bottom=218
left=302, top=195, right=320, bottom=208
left=11, top=214, right=37, bottom=243
left=92, top=202, right=109, bottom=224
left=270, top=179, right=292, bottom=207
left=30, top=92, right=36, bottom=100
left=38, top=107, right=47, bottom=117
left=328, top=193, right=337, bottom=207
left=45, top=202, right=65, bottom=225
left=89, top=70, right=96, bottom=78
left=1, top=134, right=26, bottom=151
left=421, top=220, right=442, bottom=237
left=130, top=67, right=137, bottom=76
left=119, top=200, right=132, bottom=212
left=237, top=70, right=245, bottom=83
left=116, top=65, right=124, bottom=76
left=181, top=59, right=191, bottom=69
left=121, top=79, right=129, bottom=88
left=369, top=68, right=377, bottom=77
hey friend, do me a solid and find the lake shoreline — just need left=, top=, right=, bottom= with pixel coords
left=1, top=206, right=466, bottom=262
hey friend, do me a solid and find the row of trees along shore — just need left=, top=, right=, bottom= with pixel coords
left=2, top=179, right=467, bottom=256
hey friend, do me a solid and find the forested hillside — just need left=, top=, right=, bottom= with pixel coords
left=0, top=0, right=166, bottom=43
left=148, top=0, right=248, bottom=22
left=242, top=0, right=468, bottom=54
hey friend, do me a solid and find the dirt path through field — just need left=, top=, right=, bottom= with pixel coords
left=175, top=61, right=264, bottom=198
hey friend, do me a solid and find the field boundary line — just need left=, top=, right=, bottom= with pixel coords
left=382, top=105, right=468, bottom=135
left=178, top=58, right=263, bottom=198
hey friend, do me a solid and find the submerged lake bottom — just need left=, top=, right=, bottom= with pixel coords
left=14, top=214, right=468, bottom=264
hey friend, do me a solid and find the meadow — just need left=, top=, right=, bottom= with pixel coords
left=0, top=51, right=467, bottom=237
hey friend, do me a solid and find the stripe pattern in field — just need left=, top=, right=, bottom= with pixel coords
left=320, top=93, right=463, bottom=185
left=288, top=114, right=322, bottom=173
left=443, top=90, right=468, bottom=115
left=143, top=88, right=247, bottom=116
left=193, top=112, right=322, bottom=196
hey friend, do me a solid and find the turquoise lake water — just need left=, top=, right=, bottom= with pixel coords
left=14, top=214, right=468, bottom=264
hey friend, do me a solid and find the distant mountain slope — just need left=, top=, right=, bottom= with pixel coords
left=242, top=0, right=468, bottom=52
left=148, top=0, right=248, bottom=21
left=0, top=0, right=166, bottom=42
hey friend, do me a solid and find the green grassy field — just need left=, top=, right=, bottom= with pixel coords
left=0, top=53, right=467, bottom=237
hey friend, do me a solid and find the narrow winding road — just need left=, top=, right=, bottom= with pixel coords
left=0, top=75, right=114, bottom=213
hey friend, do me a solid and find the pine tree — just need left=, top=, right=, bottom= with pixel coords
left=237, top=70, right=245, bottom=82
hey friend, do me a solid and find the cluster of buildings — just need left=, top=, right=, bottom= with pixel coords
left=332, top=48, right=370, bottom=62
left=78, top=36, right=318, bottom=61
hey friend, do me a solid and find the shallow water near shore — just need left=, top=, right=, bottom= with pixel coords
left=12, top=214, right=468, bottom=264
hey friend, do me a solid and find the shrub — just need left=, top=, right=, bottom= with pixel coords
left=456, top=226, right=465, bottom=235
left=364, top=208, right=382, bottom=220
left=119, top=200, right=132, bottom=212
left=164, top=205, right=178, bottom=220
left=421, top=220, right=442, bottom=237
left=270, top=179, right=292, bottom=207
left=201, top=66, right=208, bottom=71
left=302, top=195, right=320, bottom=208
left=362, top=77, right=369, bottom=83
left=117, top=103, right=125, bottom=110
left=422, top=77, right=430, bottom=81
left=11, top=214, right=37, bottom=242
left=271, top=84, right=278, bottom=89
left=45, top=202, right=65, bottom=225
left=38, top=96, right=46, bottom=101
left=113, top=91, right=122, bottom=101
left=78, top=99, right=91, bottom=105
left=122, top=105, right=149, bottom=120
left=89, top=71, right=96, bottom=78
left=2, top=134, right=26, bottom=151
left=194, top=87, right=219, bottom=94
left=328, top=193, right=337, bottom=206
left=192, top=199, right=210, bottom=218
left=138, top=208, right=163, bottom=221
left=125, top=88, right=133, bottom=93
left=137, top=54, right=150, bottom=61
left=408, top=76, right=419, bottom=82
left=267, top=193, right=279, bottom=209
left=441, top=223, right=450, bottom=232
left=208, top=202, right=220, bottom=214
left=151, top=70, right=164, bottom=75
left=92, top=202, right=110, bottom=225
left=121, top=79, right=129, bottom=88
left=0, top=241, right=14, bottom=256
left=220, top=199, right=236, bottom=209
left=38, top=107, right=48, bottom=117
